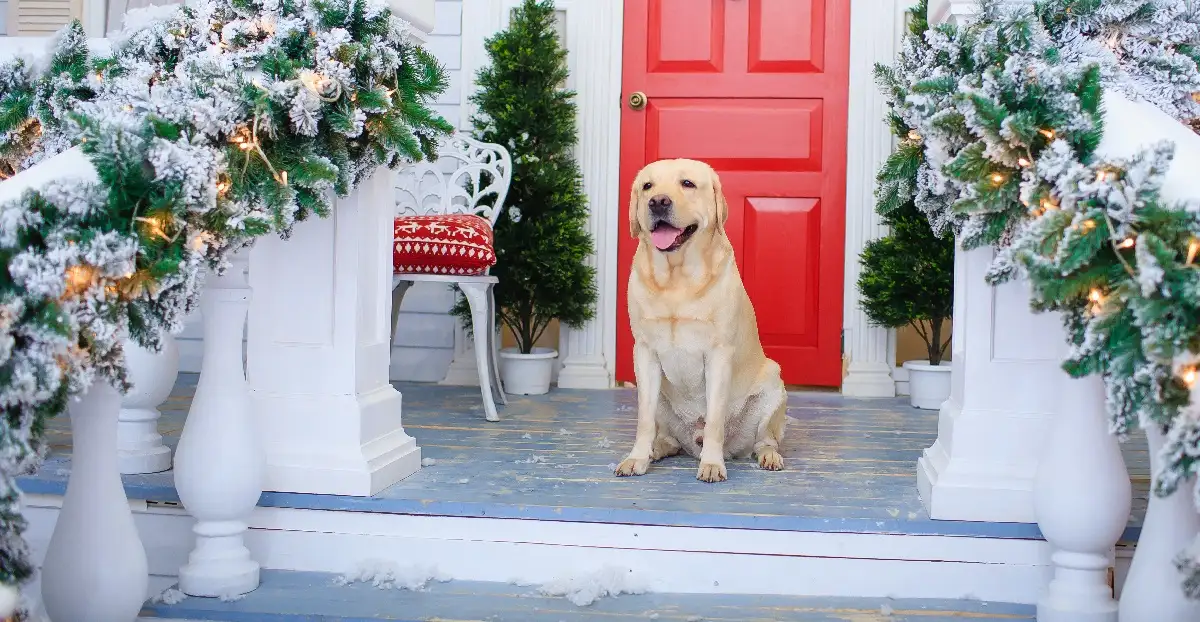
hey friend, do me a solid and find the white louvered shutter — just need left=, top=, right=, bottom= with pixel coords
left=6, top=0, right=82, bottom=36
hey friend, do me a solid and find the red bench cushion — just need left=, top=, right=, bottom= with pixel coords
left=393, top=214, right=497, bottom=276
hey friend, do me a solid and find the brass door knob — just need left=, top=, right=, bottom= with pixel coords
left=628, top=91, right=648, bottom=110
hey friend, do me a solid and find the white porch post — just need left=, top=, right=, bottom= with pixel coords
left=916, top=0, right=1067, bottom=522
left=556, top=0, right=621, bottom=390
left=917, top=242, right=1064, bottom=521
left=839, top=0, right=909, bottom=398
left=247, top=168, right=421, bottom=497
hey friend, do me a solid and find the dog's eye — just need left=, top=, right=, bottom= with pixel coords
left=642, top=182, right=653, bottom=191
left=681, top=179, right=696, bottom=188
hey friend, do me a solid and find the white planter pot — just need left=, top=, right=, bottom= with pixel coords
left=499, top=347, right=558, bottom=395
left=41, top=379, right=149, bottom=622
left=1118, top=425, right=1200, bottom=621
left=903, top=360, right=951, bottom=410
left=118, top=335, right=179, bottom=474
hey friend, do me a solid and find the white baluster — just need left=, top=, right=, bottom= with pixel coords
left=117, top=335, right=178, bottom=474
left=40, top=379, right=149, bottom=622
left=1117, top=423, right=1200, bottom=621
left=1035, top=372, right=1132, bottom=622
left=174, top=251, right=263, bottom=597
left=0, top=582, right=17, bottom=619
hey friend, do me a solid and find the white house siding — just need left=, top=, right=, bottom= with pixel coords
left=177, top=0, right=467, bottom=381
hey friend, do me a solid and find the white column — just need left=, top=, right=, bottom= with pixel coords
left=1035, top=372, right=1131, bottom=622
left=917, top=243, right=1063, bottom=521
left=117, top=334, right=178, bottom=474
left=247, top=169, right=421, bottom=497
left=913, top=0, right=1064, bottom=524
left=556, top=0, right=621, bottom=390
left=175, top=251, right=263, bottom=597
left=839, top=0, right=909, bottom=398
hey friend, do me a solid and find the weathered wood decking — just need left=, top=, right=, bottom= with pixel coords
left=20, top=373, right=1150, bottom=540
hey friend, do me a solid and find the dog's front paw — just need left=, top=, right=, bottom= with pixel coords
left=615, top=457, right=650, bottom=477
left=757, top=448, right=784, bottom=471
left=696, top=461, right=727, bottom=483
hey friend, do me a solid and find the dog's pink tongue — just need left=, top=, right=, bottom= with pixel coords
left=651, top=225, right=681, bottom=250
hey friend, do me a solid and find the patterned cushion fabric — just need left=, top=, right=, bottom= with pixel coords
left=393, top=214, right=497, bottom=276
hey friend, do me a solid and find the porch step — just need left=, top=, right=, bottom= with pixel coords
left=139, top=570, right=1035, bottom=621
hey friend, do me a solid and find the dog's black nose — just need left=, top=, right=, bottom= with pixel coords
left=648, top=194, right=672, bottom=216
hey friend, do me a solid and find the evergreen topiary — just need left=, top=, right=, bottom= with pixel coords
left=455, top=0, right=596, bottom=353
left=857, top=199, right=954, bottom=366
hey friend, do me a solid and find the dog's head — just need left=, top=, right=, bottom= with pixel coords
left=628, top=158, right=727, bottom=253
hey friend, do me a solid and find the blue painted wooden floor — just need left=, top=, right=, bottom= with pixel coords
left=20, top=373, right=1150, bottom=540
left=141, top=569, right=1036, bottom=621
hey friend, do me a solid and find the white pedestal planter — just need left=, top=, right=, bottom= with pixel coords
left=117, top=335, right=178, bottom=474
left=1035, top=372, right=1131, bottom=622
left=40, top=379, right=149, bottom=622
left=1117, top=425, right=1200, bottom=622
left=174, top=252, right=264, bottom=598
left=500, top=347, right=557, bottom=395
left=902, top=360, right=951, bottom=410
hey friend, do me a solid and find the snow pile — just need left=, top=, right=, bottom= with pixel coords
left=421, top=457, right=437, bottom=467
left=515, top=454, right=549, bottom=464
left=153, top=588, right=187, bottom=605
left=533, top=565, right=649, bottom=607
left=596, top=436, right=613, bottom=448
left=335, top=559, right=452, bottom=592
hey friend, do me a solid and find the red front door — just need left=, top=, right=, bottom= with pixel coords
left=617, top=0, right=851, bottom=386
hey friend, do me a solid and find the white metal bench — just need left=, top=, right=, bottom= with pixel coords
left=391, top=134, right=513, bottom=422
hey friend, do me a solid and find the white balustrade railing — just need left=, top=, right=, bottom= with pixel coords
left=924, top=2, right=1200, bottom=621
left=0, top=4, right=435, bottom=612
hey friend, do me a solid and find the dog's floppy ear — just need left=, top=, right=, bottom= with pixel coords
left=711, top=169, right=728, bottom=230
left=628, top=180, right=643, bottom=238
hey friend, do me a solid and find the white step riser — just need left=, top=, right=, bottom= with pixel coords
left=22, top=495, right=1134, bottom=606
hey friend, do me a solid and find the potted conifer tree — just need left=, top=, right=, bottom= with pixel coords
left=457, top=0, right=597, bottom=395
left=857, top=197, right=954, bottom=410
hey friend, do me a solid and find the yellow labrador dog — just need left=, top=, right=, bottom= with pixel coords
left=615, top=158, right=787, bottom=483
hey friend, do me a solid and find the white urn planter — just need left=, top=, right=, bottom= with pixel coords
left=1118, top=425, right=1200, bottom=622
left=174, top=252, right=264, bottom=597
left=902, top=360, right=951, bottom=410
left=499, top=347, right=557, bottom=395
left=41, top=379, right=149, bottom=622
left=117, top=335, right=179, bottom=474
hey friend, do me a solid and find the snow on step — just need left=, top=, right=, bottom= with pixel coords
left=140, top=569, right=1034, bottom=621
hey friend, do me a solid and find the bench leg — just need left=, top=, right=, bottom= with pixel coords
left=460, top=282, right=500, bottom=422
left=487, top=283, right=507, bottom=405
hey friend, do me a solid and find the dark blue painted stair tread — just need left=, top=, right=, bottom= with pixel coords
left=141, top=570, right=1035, bottom=621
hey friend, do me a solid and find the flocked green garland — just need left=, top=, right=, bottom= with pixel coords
left=878, top=0, right=1200, bottom=596
left=0, top=0, right=451, bottom=593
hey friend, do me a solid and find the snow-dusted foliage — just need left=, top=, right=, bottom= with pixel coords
left=0, top=0, right=451, bottom=596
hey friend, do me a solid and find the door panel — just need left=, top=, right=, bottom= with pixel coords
left=618, top=0, right=849, bottom=387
